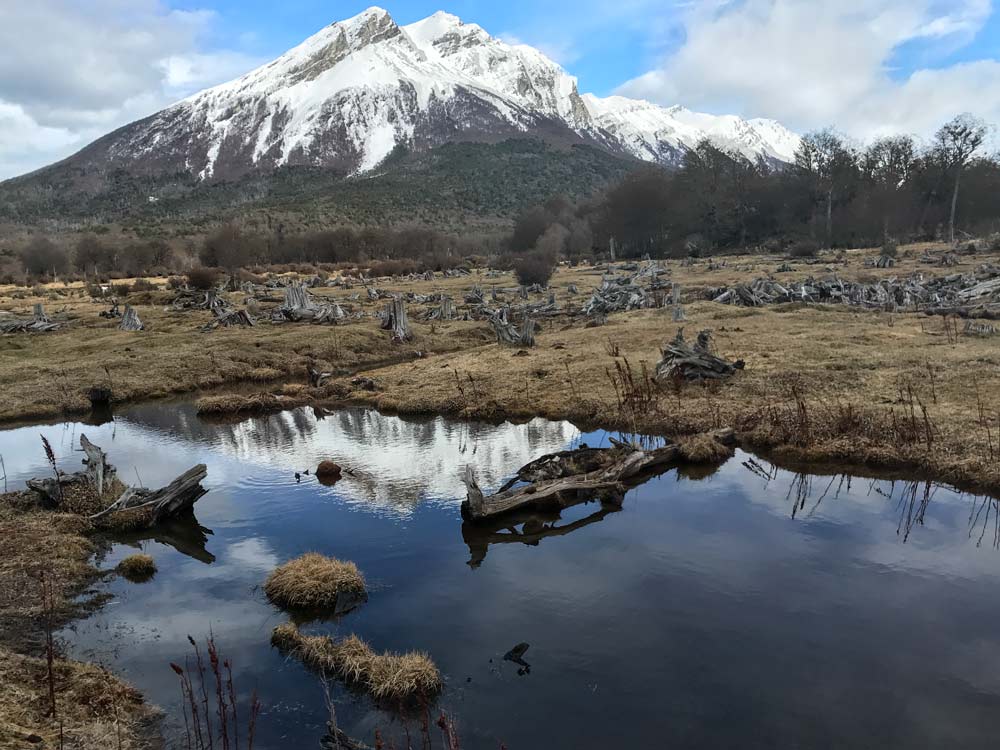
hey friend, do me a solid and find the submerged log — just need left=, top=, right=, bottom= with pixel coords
left=462, top=428, right=735, bottom=520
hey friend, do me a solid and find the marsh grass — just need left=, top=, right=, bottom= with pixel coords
left=117, top=554, right=157, bottom=583
left=264, top=553, right=367, bottom=612
left=271, top=623, right=442, bottom=704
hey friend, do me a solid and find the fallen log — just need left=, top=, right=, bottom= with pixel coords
left=462, top=428, right=735, bottom=520
left=89, top=465, right=209, bottom=527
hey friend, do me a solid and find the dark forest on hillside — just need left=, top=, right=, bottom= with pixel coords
left=3, top=115, right=997, bottom=284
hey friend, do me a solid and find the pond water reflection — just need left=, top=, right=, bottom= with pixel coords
left=3, top=403, right=1000, bottom=749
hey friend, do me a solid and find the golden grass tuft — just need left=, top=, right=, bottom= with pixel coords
left=264, top=553, right=367, bottom=611
left=271, top=623, right=442, bottom=703
left=117, top=554, right=157, bottom=582
left=677, top=433, right=736, bottom=464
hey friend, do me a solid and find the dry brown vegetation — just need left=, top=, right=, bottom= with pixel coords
left=0, top=492, right=155, bottom=748
left=271, top=623, right=442, bottom=703
left=5, top=244, right=1000, bottom=497
left=264, top=553, right=367, bottom=611
left=117, top=554, right=157, bottom=583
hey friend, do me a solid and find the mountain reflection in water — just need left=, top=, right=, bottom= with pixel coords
left=3, top=403, right=1000, bottom=749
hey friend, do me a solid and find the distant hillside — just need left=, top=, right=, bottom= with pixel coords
left=0, top=139, right=637, bottom=235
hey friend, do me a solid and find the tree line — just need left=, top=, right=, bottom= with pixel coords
left=509, top=114, right=998, bottom=260
left=4, top=115, right=997, bottom=283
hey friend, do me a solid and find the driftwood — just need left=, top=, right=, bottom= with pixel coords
left=202, top=307, right=255, bottom=331
left=22, top=435, right=208, bottom=527
left=274, top=283, right=344, bottom=323
left=173, top=288, right=229, bottom=313
left=462, top=428, right=735, bottom=520
left=380, top=297, right=412, bottom=342
left=0, top=303, right=62, bottom=333
left=655, top=329, right=744, bottom=382
left=426, top=296, right=454, bottom=321
left=489, top=311, right=535, bottom=347
left=119, top=304, right=144, bottom=331
left=89, top=465, right=209, bottom=527
left=308, top=365, right=333, bottom=387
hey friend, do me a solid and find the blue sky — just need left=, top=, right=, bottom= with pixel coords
left=168, top=0, right=668, bottom=96
left=0, top=0, right=997, bottom=178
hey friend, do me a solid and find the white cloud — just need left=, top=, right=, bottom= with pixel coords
left=0, top=0, right=261, bottom=179
left=617, top=0, right=1000, bottom=142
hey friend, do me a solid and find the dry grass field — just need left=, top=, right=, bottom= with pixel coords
left=2, top=241, right=1000, bottom=498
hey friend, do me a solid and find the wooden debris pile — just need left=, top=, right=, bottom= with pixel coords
left=462, top=428, right=736, bottom=520
left=23, top=434, right=208, bottom=530
left=582, top=278, right=650, bottom=317
left=273, top=283, right=345, bottom=324
left=0, top=303, right=62, bottom=333
left=172, top=288, right=229, bottom=313
left=202, top=307, right=255, bottom=331
left=706, top=271, right=1000, bottom=314
left=489, top=309, right=535, bottom=347
left=654, top=329, right=744, bottom=382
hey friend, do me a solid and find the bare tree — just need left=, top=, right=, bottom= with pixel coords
left=795, top=129, right=857, bottom=246
left=933, top=114, right=988, bottom=243
left=862, top=135, right=916, bottom=241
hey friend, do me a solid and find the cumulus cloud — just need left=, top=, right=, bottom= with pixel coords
left=0, top=0, right=260, bottom=179
left=617, top=0, right=999, bottom=142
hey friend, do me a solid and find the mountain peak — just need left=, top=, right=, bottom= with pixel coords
left=56, top=7, right=799, bottom=184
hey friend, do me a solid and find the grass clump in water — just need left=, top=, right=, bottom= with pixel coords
left=677, top=433, right=735, bottom=464
left=117, top=554, right=157, bottom=582
left=264, top=553, right=367, bottom=612
left=271, top=623, right=442, bottom=703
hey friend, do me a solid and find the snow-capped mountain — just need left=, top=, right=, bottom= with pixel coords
left=33, top=7, right=800, bottom=184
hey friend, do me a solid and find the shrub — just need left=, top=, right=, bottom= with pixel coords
left=514, top=251, right=555, bottom=286
left=880, top=239, right=899, bottom=258
left=111, top=283, right=131, bottom=297
left=788, top=239, right=821, bottom=258
left=186, top=266, right=220, bottom=290
left=166, top=276, right=185, bottom=290
left=988, top=234, right=1000, bottom=253
left=130, top=278, right=155, bottom=293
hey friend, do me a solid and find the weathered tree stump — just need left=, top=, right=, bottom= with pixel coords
left=381, top=297, right=412, bottom=342
left=119, top=305, right=144, bottom=331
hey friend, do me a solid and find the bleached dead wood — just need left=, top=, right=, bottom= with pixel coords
left=462, top=429, right=735, bottom=520
left=119, top=304, right=144, bottom=331
left=655, top=329, right=744, bottom=382
left=489, top=310, right=535, bottom=346
left=0, top=303, right=62, bottom=333
left=381, top=297, right=412, bottom=342
left=89, top=465, right=209, bottom=527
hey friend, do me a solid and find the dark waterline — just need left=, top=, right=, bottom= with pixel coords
left=3, top=403, right=1000, bottom=749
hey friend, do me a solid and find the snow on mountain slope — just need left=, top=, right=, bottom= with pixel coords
left=102, top=7, right=799, bottom=181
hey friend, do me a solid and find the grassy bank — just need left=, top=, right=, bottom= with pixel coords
left=0, top=490, right=156, bottom=748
